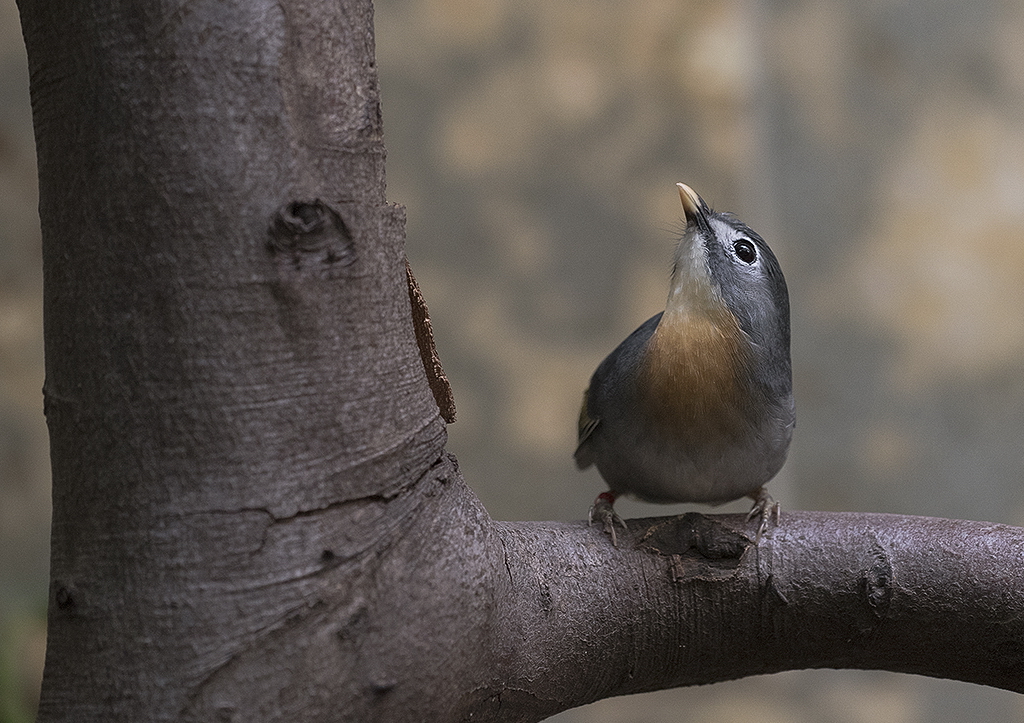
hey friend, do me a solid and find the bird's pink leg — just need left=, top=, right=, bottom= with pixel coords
left=589, top=491, right=627, bottom=547
left=746, top=486, right=780, bottom=541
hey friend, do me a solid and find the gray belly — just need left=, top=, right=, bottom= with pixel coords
left=591, top=411, right=793, bottom=504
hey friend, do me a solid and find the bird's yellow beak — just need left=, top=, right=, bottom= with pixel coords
left=677, top=183, right=703, bottom=224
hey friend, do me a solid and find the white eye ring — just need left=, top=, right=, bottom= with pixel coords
left=733, top=239, right=757, bottom=264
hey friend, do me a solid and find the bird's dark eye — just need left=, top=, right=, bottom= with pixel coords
left=733, top=239, right=757, bottom=264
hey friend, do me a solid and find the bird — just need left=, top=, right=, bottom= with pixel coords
left=575, top=183, right=793, bottom=546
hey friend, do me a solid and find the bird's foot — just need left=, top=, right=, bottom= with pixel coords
left=746, top=487, right=780, bottom=542
left=588, top=491, right=627, bottom=547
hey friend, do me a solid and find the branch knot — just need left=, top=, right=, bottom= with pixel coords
left=268, top=200, right=355, bottom=272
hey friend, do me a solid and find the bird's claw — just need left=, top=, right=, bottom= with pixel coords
left=746, top=487, right=780, bottom=542
left=589, top=491, right=627, bottom=547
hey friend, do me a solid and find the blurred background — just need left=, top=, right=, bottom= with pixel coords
left=4, top=0, right=1024, bottom=720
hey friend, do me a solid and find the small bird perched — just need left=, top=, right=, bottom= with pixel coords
left=575, top=183, right=793, bottom=545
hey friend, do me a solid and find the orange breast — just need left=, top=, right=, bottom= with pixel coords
left=639, top=308, right=752, bottom=447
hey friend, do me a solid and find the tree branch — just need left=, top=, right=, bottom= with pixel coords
left=490, top=509, right=1024, bottom=718
left=180, top=464, right=1024, bottom=722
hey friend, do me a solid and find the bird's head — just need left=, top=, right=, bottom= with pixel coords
left=668, top=183, right=790, bottom=366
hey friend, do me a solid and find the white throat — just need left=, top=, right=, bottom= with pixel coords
left=666, top=231, right=723, bottom=317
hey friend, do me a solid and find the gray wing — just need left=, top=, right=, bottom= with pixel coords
left=573, top=313, right=662, bottom=470
left=574, top=389, right=600, bottom=469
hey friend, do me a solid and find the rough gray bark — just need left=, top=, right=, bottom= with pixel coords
left=18, top=0, right=1024, bottom=721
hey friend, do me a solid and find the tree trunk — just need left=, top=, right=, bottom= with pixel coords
left=18, top=0, right=1024, bottom=721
